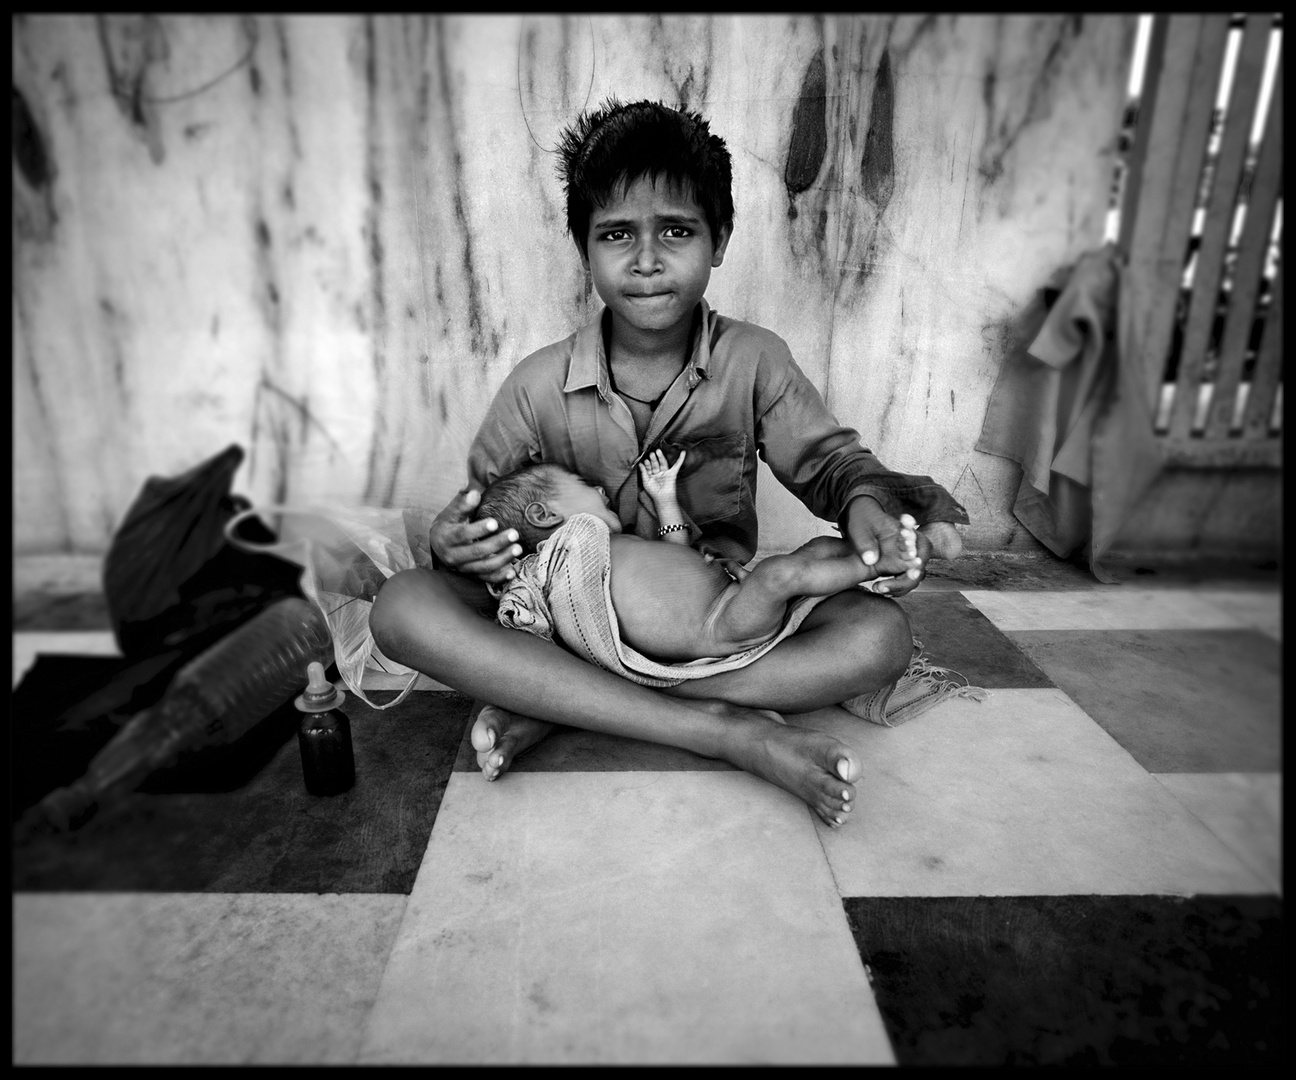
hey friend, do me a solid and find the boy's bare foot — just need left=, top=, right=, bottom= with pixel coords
left=700, top=701, right=862, bottom=828
left=471, top=705, right=556, bottom=781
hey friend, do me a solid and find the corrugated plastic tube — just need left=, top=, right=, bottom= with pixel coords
left=40, top=597, right=333, bottom=830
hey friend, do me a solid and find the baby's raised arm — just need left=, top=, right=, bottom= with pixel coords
left=638, top=449, right=689, bottom=545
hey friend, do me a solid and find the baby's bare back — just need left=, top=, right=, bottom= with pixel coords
left=607, top=535, right=786, bottom=662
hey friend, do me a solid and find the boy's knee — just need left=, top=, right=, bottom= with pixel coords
left=843, top=594, right=912, bottom=687
left=369, top=569, right=424, bottom=657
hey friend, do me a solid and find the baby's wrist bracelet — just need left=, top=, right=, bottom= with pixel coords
left=658, top=523, right=688, bottom=536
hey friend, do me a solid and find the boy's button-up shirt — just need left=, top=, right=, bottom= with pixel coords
left=468, top=301, right=968, bottom=563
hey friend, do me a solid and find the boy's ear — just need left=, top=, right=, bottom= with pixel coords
left=523, top=500, right=564, bottom=529
left=711, top=222, right=733, bottom=268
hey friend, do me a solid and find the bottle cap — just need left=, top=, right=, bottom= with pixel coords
left=294, top=661, right=345, bottom=712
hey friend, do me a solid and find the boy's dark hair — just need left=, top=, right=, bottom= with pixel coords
left=557, top=98, right=734, bottom=258
left=475, top=463, right=568, bottom=554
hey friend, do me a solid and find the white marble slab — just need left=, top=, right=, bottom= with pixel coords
left=13, top=630, right=121, bottom=688
left=1153, top=773, right=1283, bottom=895
left=959, top=589, right=1258, bottom=632
left=358, top=771, right=894, bottom=1065
left=13, top=892, right=408, bottom=1065
left=1196, top=590, right=1283, bottom=642
left=796, top=690, right=1270, bottom=897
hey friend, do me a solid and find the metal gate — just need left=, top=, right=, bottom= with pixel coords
left=1119, top=13, right=1282, bottom=467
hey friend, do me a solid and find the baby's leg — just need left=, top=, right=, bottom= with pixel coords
left=713, top=536, right=874, bottom=646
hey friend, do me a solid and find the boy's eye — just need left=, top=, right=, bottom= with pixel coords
left=663, top=226, right=693, bottom=238
left=600, top=230, right=630, bottom=242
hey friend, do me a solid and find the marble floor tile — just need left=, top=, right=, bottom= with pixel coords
left=1153, top=773, right=1283, bottom=895
left=791, top=690, right=1269, bottom=897
left=13, top=630, right=120, bottom=688
left=13, top=892, right=408, bottom=1065
left=843, top=893, right=1283, bottom=1067
left=959, top=589, right=1256, bottom=633
left=1009, top=630, right=1280, bottom=774
left=358, top=772, right=894, bottom=1065
left=897, top=592, right=1054, bottom=688
left=1196, top=590, right=1283, bottom=642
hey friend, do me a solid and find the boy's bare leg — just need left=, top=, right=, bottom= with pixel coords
left=370, top=568, right=867, bottom=826
left=715, top=535, right=877, bottom=646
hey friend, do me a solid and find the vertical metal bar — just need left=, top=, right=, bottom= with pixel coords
left=1204, top=49, right=1283, bottom=439
left=1241, top=261, right=1283, bottom=440
left=1167, top=14, right=1273, bottom=439
left=1117, top=15, right=1169, bottom=257
left=1121, top=15, right=1231, bottom=411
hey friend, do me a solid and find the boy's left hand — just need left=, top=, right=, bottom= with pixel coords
left=843, top=497, right=929, bottom=597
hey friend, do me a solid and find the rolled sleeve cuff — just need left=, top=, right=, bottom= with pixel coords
left=837, top=479, right=970, bottom=531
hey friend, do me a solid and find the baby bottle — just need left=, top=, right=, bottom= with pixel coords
left=294, top=662, right=355, bottom=796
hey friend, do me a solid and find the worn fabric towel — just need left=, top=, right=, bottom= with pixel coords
left=496, top=512, right=985, bottom=724
left=975, top=245, right=1164, bottom=583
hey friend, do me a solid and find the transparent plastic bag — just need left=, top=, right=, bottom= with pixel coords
left=224, top=505, right=439, bottom=710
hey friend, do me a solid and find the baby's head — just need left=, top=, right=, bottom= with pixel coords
left=557, top=98, right=734, bottom=260
left=476, top=464, right=622, bottom=554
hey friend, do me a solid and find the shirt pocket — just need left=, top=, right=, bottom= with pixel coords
left=661, top=432, right=748, bottom=525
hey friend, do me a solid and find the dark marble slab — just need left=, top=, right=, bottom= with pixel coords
left=12, top=656, right=474, bottom=893
left=844, top=894, right=1282, bottom=1067
left=897, top=591, right=1054, bottom=689
left=1008, top=629, right=1281, bottom=773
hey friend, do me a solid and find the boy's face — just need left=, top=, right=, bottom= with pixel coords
left=545, top=471, right=623, bottom=534
left=581, top=175, right=731, bottom=337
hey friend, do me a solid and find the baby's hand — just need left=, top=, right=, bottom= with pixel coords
left=639, top=449, right=685, bottom=499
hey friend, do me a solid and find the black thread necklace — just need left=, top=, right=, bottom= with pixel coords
left=608, top=362, right=674, bottom=409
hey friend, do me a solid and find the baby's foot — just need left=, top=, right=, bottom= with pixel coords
left=706, top=702, right=863, bottom=828
left=471, top=704, right=555, bottom=781
left=919, top=521, right=963, bottom=561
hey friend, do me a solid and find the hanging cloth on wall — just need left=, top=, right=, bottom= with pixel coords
left=974, top=244, right=1165, bottom=583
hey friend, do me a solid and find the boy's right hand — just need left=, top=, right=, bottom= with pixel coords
left=428, top=489, right=524, bottom=585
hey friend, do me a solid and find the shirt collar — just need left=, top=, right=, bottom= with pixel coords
left=563, top=299, right=715, bottom=398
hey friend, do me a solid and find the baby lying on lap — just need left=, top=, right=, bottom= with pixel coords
left=475, top=450, right=920, bottom=665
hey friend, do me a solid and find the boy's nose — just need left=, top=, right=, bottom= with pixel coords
left=631, top=238, right=662, bottom=274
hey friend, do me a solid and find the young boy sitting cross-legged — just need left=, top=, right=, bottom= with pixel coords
left=370, top=98, right=971, bottom=829
left=477, top=451, right=923, bottom=664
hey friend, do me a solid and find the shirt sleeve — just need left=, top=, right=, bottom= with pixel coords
left=466, top=370, right=541, bottom=492
left=754, top=346, right=969, bottom=527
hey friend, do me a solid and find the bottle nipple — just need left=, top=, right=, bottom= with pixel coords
left=295, top=661, right=344, bottom=712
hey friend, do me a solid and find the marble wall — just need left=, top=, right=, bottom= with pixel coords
left=13, top=14, right=1133, bottom=555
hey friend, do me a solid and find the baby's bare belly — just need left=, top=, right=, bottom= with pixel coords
left=607, top=535, right=780, bottom=662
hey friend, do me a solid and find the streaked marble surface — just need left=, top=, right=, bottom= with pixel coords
left=801, top=691, right=1270, bottom=897
left=13, top=893, right=408, bottom=1065
left=358, top=771, right=895, bottom=1065
left=961, top=588, right=1262, bottom=632
left=13, top=15, right=1132, bottom=556
left=1153, top=772, right=1282, bottom=895
left=1196, top=589, right=1283, bottom=641
left=12, top=630, right=121, bottom=689
left=1007, top=629, right=1281, bottom=774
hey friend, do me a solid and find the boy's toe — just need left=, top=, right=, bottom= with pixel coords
left=471, top=707, right=502, bottom=753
